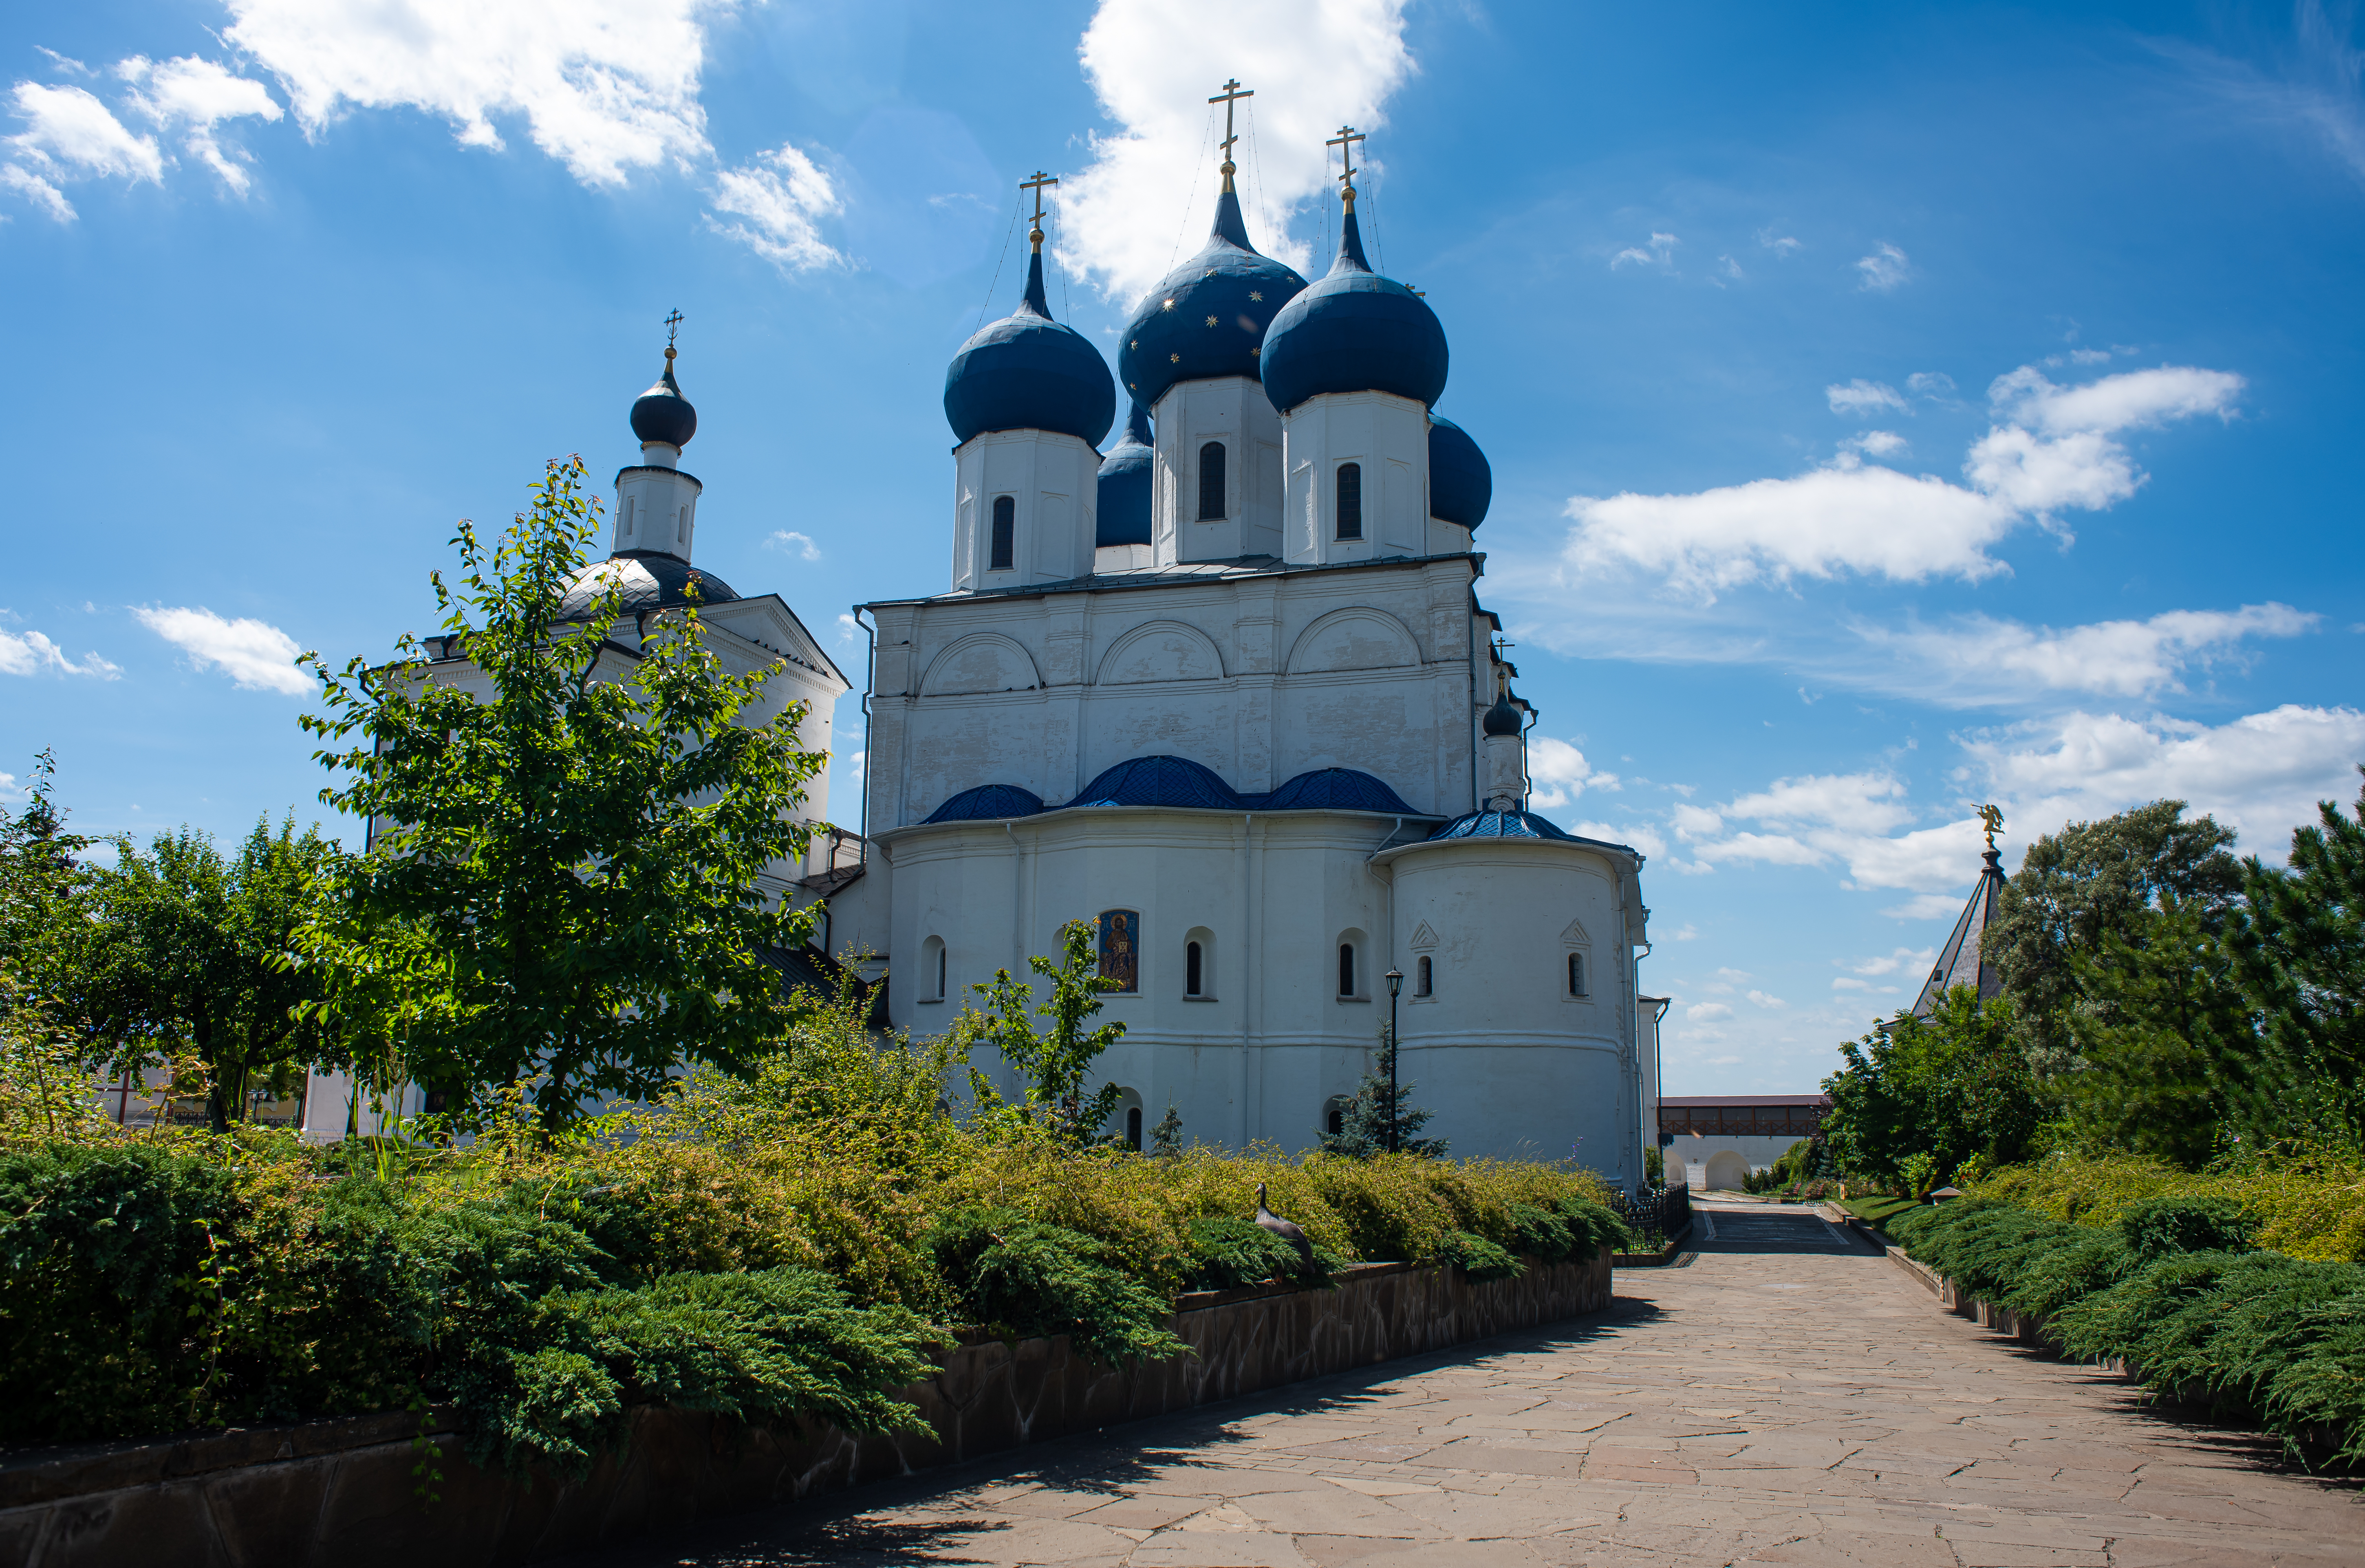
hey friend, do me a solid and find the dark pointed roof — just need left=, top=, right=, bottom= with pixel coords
left=1911, top=846, right=2008, bottom=1016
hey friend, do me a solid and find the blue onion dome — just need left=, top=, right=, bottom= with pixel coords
left=1117, top=189, right=1308, bottom=408
left=1096, top=400, right=1154, bottom=547
left=1254, top=767, right=1415, bottom=813
left=1481, top=687, right=1523, bottom=736
left=630, top=348, right=697, bottom=448
left=1428, top=414, right=1491, bottom=529
left=944, top=249, right=1116, bottom=447
left=1260, top=203, right=1448, bottom=414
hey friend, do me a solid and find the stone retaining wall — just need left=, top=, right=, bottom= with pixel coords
left=2, top=1249, right=1612, bottom=1568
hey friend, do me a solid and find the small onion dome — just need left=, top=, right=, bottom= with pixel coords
left=1260, top=205, right=1448, bottom=415
left=1481, top=689, right=1523, bottom=736
left=1118, top=189, right=1307, bottom=409
left=557, top=551, right=738, bottom=621
left=944, top=250, right=1117, bottom=447
left=630, top=355, right=698, bottom=448
left=1428, top=414, right=1492, bottom=529
left=924, top=782, right=1047, bottom=824
left=1430, top=808, right=1576, bottom=842
left=1095, top=400, right=1154, bottom=547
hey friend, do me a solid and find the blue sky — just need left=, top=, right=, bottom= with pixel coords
left=5, top=1, right=2361, bottom=1096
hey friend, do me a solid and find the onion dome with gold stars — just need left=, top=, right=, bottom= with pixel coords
left=944, top=215, right=1116, bottom=448
left=1261, top=198, right=1448, bottom=415
left=1096, top=399, right=1155, bottom=547
left=1118, top=187, right=1308, bottom=410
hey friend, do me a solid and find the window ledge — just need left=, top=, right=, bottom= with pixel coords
left=916, top=998, right=944, bottom=1005
left=1181, top=995, right=1219, bottom=1002
left=1337, top=995, right=1371, bottom=1004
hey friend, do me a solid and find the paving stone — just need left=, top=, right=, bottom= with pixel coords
left=553, top=1199, right=2364, bottom=1568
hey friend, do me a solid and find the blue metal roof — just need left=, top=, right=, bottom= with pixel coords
left=1252, top=767, right=1415, bottom=813
left=1259, top=207, right=1448, bottom=415
left=1430, top=809, right=1578, bottom=842
left=1118, top=189, right=1307, bottom=409
left=1428, top=414, right=1491, bottom=529
left=1095, top=400, right=1154, bottom=547
left=922, top=783, right=1047, bottom=824
left=1071, top=755, right=1241, bottom=810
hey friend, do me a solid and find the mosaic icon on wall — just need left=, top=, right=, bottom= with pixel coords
left=1098, top=909, right=1140, bottom=992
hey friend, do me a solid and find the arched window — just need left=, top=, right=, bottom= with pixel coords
left=1567, top=951, right=1587, bottom=998
left=1198, top=442, right=1227, bottom=520
left=989, top=495, right=1016, bottom=570
left=1335, top=462, right=1363, bottom=540
left=1323, top=1096, right=1351, bottom=1139
left=677, top=504, right=690, bottom=544
left=1185, top=940, right=1203, bottom=996
left=1416, top=955, right=1433, bottom=997
left=1338, top=942, right=1356, bottom=998
left=921, top=936, right=947, bottom=1002
left=1126, top=1106, right=1143, bottom=1151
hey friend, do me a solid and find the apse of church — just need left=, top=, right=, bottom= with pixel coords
left=823, top=86, right=1657, bottom=1186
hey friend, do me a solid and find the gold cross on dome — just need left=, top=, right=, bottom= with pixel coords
left=662, top=307, right=684, bottom=363
left=1209, top=78, right=1253, bottom=189
left=1019, top=170, right=1058, bottom=247
left=1327, top=125, right=1366, bottom=201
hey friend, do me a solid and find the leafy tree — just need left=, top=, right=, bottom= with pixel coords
left=0, top=750, right=91, bottom=1005
left=1322, top=1025, right=1446, bottom=1159
left=298, top=457, right=828, bottom=1130
left=1986, top=800, right=2241, bottom=1074
left=957, top=918, right=1126, bottom=1143
left=1821, top=987, right=2043, bottom=1182
left=2223, top=769, right=2365, bottom=1149
left=71, top=817, right=340, bottom=1132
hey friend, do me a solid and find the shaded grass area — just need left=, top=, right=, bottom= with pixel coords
left=1840, top=1195, right=1921, bottom=1227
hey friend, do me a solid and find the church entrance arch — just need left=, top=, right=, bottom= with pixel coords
left=1704, top=1150, right=1749, bottom=1191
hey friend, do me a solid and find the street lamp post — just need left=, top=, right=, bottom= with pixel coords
left=1384, top=968, right=1404, bottom=1154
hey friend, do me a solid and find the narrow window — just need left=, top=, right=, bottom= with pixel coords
left=1126, top=1106, right=1143, bottom=1151
left=990, top=496, right=1015, bottom=570
left=622, top=496, right=635, bottom=538
left=1335, top=462, right=1363, bottom=539
left=1185, top=940, right=1203, bottom=996
left=937, top=945, right=948, bottom=1000
left=1416, top=955, right=1432, bottom=997
left=1568, top=952, right=1586, bottom=997
left=1198, top=442, right=1227, bottom=520
left=1338, top=942, right=1356, bottom=997
left=1326, top=1101, right=1345, bottom=1138
left=677, top=504, right=689, bottom=543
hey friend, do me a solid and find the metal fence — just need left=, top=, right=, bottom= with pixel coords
left=1607, top=1183, right=1693, bottom=1254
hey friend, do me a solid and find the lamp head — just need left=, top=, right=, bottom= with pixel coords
left=1385, top=968, right=1404, bottom=997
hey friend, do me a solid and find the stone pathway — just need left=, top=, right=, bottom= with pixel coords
left=563, top=1200, right=2362, bottom=1567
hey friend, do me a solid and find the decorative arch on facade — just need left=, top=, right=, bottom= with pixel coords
left=1284, top=606, right=1421, bottom=676
left=1094, top=620, right=1228, bottom=686
left=1704, top=1150, right=1750, bottom=1191
left=920, top=633, right=1043, bottom=696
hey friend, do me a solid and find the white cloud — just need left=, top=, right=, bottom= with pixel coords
left=1727, top=772, right=1914, bottom=834
left=1856, top=603, right=2315, bottom=704
left=1057, top=0, right=1415, bottom=304
left=1669, top=803, right=1724, bottom=841
left=3, top=81, right=163, bottom=220
left=1612, top=231, right=1679, bottom=271
left=709, top=142, right=842, bottom=272
left=1826, top=379, right=1908, bottom=417
left=1832, top=977, right=1872, bottom=991
left=1528, top=735, right=1615, bottom=808
left=1746, top=990, right=1787, bottom=1009
left=1883, top=892, right=1968, bottom=921
left=1840, top=430, right=1909, bottom=458
left=1842, top=947, right=1935, bottom=977
left=1855, top=241, right=1911, bottom=291
left=1573, top=817, right=1665, bottom=861
left=1964, top=704, right=2365, bottom=857
left=834, top=613, right=862, bottom=646
left=135, top=606, right=311, bottom=695
left=1756, top=228, right=1800, bottom=255
left=1687, top=1002, right=1734, bottom=1022
left=224, top=0, right=716, bottom=188
left=767, top=529, right=823, bottom=562
left=1557, top=361, right=2246, bottom=600
left=1668, top=923, right=1699, bottom=941
left=0, top=626, right=121, bottom=678
left=117, top=56, right=282, bottom=194
left=1907, top=370, right=1956, bottom=399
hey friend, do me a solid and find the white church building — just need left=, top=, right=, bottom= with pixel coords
left=274, top=116, right=1657, bottom=1182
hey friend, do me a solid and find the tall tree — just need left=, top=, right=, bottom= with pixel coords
left=1821, top=987, right=2043, bottom=1182
left=1986, top=800, right=2242, bottom=1074
left=300, top=457, right=829, bottom=1130
left=958, top=919, right=1126, bottom=1143
left=73, top=817, right=340, bottom=1131
left=1322, top=1025, right=1447, bottom=1159
left=0, top=750, right=90, bottom=1004
left=2224, top=770, right=2365, bottom=1150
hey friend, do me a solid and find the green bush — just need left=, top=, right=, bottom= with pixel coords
left=1180, top=1216, right=1342, bottom=1292
left=1891, top=1194, right=2365, bottom=1464
left=1437, top=1229, right=1521, bottom=1281
left=922, top=1205, right=1187, bottom=1368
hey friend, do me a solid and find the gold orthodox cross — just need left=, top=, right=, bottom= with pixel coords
left=1020, top=170, right=1058, bottom=247
left=1210, top=78, right=1253, bottom=188
left=1327, top=124, right=1366, bottom=204
left=663, top=307, right=683, bottom=364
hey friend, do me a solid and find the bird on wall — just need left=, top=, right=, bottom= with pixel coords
left=1254, top=1183, right=1314, bottom=1266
